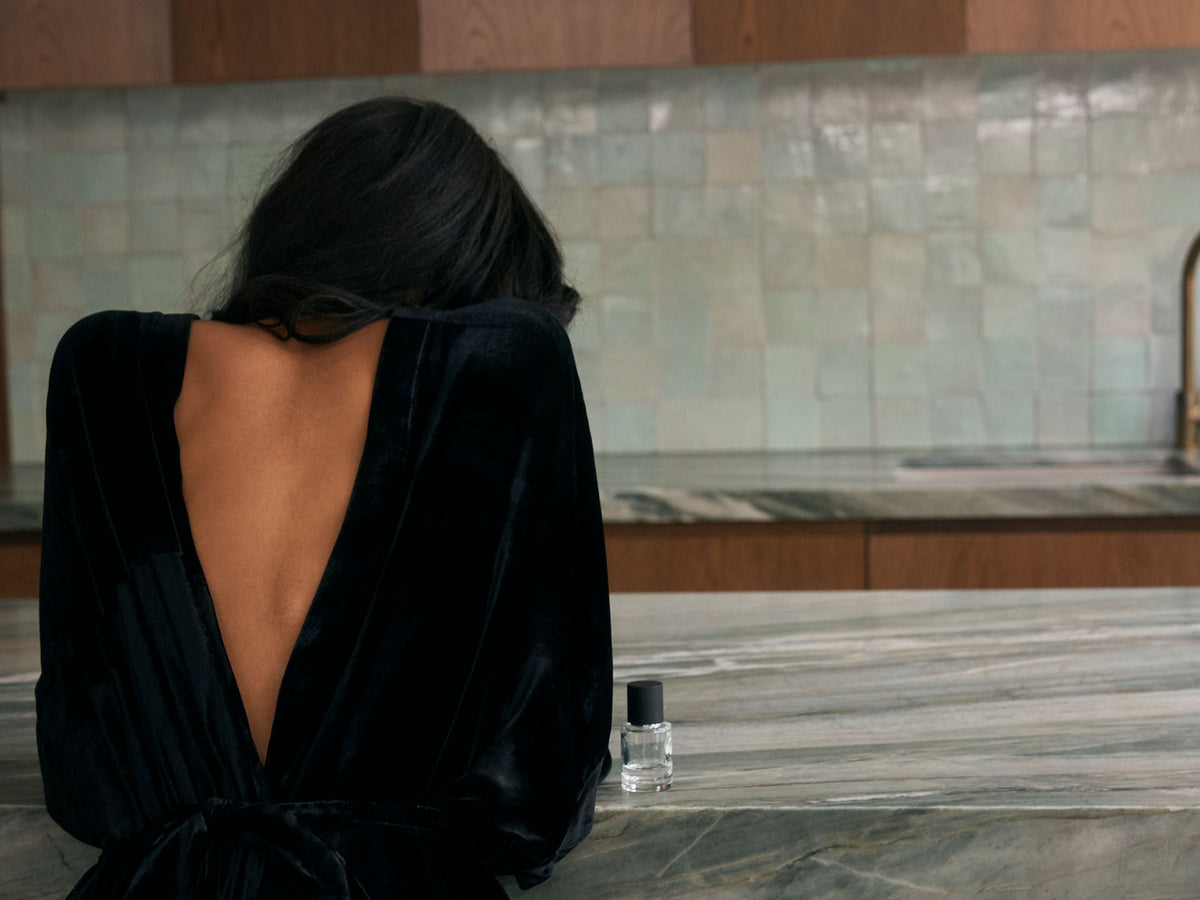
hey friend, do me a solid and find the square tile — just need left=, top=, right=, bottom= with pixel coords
left=598, top=70, right=650, bottom=133
left=873, top=395, right=931, bottom=448
left=605, top=403, right=655, bottom=453
left=759, top=63, right=811, bottom=135
left=811, top=61, right=869, bottom=125
left=542, top=71, right=599, bottom=136
left=870, top=178, right=925, bottom=232
left=873, top=343, right=928, bottom=396
left=600, top=239, right=652, bottom=294
left=928, top=338, right=983, bottom=393
left=977, top=118, right=1032, bottom=175
left=764, top=291, right=816, bottom=343
left=599, top=134, right=650, bottom=185
left=762, top=184, right=816, bottom=233
left=1034, top=119, right=1088, bottom=175
left=924, top=121, right=977, bottom=176
left=814, top=234, right=868, bottom=289
left=762, top=235, right=815, bottom=290
left=710, top=343, right=764, bottom=398
left=706, top=131, right=761, bottom=185
left=981, top=230, right=1037, bottom=285
left=922, top=58, right=979, bottom=120
left=766, top=343, right=818, bottom=397
left=1037, top=176, right=1090, bottom=228
left=984, top=338, right=1037, bottom=392
left=819, top=396, right=871, bottom=448
left=870, top=122, right=923, bottom=176
left=982, top=285, right=1037, bottom=339
left=927, top=231, right=982, bottom=287
left=1036, top=392, right=1090, bottom=445
left=761, top=133, right=815, bottom=182
left=710, top=288, right=766, bottom=346
left=652, top=132, right=706, bottom=185
left=1092, top=393, right=1150, bottom=445
left=979, top=178, right=1037, bottom=228
left=1092, top=337, right=1147, bottom=390
left=705, top=67, right=759, bottom=130
left=930, top=394, right=985, bottom=446
left=599, top=188, right=651, bottom=240
left=872, top=286, right=925, bottom=342
left=1090, top=118, right=1149, bottom=174
left=984, top=394, right=1035, bottom=446
left=814, top=181, right=867, bottom=233
left=648, top=69, right=705, bottom=133
left=978, top=57, right=1036, bottom=120
left=766, top=396, right=820, bottom=450
left=924, top=175, right=979, bottom=230
left=814, top=124, right=868, bottom=179
left=868, top=59, right=925, bottom=122
left=1147, top=116, right=1200, bottom=170
left=870, top=233, right=925, bottom=291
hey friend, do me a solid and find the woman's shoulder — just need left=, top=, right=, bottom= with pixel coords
left=49, top=310, right=188, bottom=390
left=406, top=297, right=576, bottom=382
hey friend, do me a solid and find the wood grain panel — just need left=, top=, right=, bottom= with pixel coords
left=604, top=521, right=865, bottom=592
left=0, top=535, right=39, bottom=600
left=692, top=0, right=758, bottom=65
left=1089, top=0, right=1200, bottom=50
left=868, top=518, right=1200, bottom=590
left=697, top=0, right=964, bottom=64
left=966, top=0, right=1089, bottom=53
left=420, top=0, right=692, bottom=72
left=172, top=0, right=419, bottom=83
left=0, top=170, right=8, bottom=467
left=0, top=0, right=170, bottom=89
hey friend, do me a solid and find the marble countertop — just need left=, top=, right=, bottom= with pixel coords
left=4, top=587, right=1199, bottom=898
left=7, top=447, right=1200, bottom=530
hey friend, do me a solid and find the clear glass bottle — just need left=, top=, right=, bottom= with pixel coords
left=621, top=680, right=672, bottom=792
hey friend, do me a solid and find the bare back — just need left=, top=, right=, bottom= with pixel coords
left=173, top=318, right=390, bottom=765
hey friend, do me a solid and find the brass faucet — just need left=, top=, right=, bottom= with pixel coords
left=1179, top=231, right=1200, bottom=450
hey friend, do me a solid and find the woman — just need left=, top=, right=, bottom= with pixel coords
left=36, top=97, right=613, bottom=899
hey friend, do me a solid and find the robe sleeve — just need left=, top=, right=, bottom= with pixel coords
left=36, top=312, right=142, bottom=848
left=427, top=303, right=613, bottom=890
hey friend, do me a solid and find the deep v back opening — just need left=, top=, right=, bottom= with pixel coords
left=170, top=315, right=394, bottom=772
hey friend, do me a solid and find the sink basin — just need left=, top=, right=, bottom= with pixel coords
left=894, top=454, right=1200, bottom=484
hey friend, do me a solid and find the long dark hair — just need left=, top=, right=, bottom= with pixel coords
left=208, top=97, right=579, bottom=343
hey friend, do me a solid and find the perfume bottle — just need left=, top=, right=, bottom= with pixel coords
left=621, top=680, right=672, bottom=792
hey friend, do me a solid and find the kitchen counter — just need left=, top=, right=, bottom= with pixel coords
left=4, top=587, right=1198, bottom=898
left=6, top=448, right=1200, bottom=531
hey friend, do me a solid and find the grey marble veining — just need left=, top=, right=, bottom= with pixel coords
left=7, top=449, right=1200, bottom=531
left=596, top=448, right=1200, bottom=522
left=4, top=587, right=1200, bottom=897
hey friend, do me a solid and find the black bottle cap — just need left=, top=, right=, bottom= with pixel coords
left=627, top=680, right=664, bottom=726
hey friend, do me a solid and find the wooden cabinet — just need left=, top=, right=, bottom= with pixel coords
left=966, top=0, right=1088, bottom=53
left=868, top=517, right=1200, bottom=589
left=171, top=0, right=418, bottom=82
left=0, top=0, right=171, bottom=89
left=420, top=0, right=692, bottom=72
left=605, top=522, right=865, bottom=592
left=605, top=517, right=1200, bottom=592
left=694, top=0, right=965, bottom=65
left=966, top=0, right=1200, bottom=54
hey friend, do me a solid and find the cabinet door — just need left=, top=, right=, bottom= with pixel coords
left=966, top=0, right=1088, bottom=53
left=0, top=0, right=171, bottom=89
left=868, top=518, right=1200, bottom=589
left=1089, top=0, right=1200, bottom=51
left=695, top=0, right=965, bottom=64
left=419, top=0, right=692, bottom=72
left=171, top=0, right=419, bottom=82
left=605, top=522, right=866, bottom=592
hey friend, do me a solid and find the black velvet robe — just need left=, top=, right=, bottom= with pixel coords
left=36, top=298, right=613, bottom=899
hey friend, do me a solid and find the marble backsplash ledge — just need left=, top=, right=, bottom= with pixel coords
left=3, top=51, right=1200, bottom=462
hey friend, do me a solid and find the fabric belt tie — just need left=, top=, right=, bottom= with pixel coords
left=73, top=798, right=449, bottom=900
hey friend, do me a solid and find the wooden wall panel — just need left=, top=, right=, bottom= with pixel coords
left=695, top=0, right=964, bottom=65
left=605, top=522, right=865, bottom=592
left=0, top=0, right=171, bottom=89
left=868, top=518, right=1200, bottom=590
left=172, top=0, right=419, bottom=83
left=1089, top=0, right=1200, bottom=51
left=420, top=0, right=693, bottom=72
left=0, top=171, right=8, bottom=467
left=692, top=0, right=758, bottom=65
left=966, top=0, right=1089, bottom=53
left=0, top=535, right=39, bottom=600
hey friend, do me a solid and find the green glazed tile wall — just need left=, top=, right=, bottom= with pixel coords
left=3, top=50, right=1200, bottom=461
